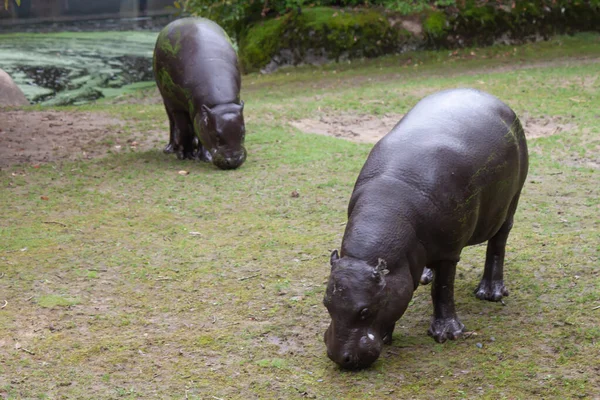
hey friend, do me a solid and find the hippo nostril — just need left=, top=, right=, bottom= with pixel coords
left=342, top=354, right=352, bottom=365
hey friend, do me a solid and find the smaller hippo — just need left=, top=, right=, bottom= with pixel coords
left=153, top=18, right=247, bottom=170
left=323, top=88, right=529, bottom=369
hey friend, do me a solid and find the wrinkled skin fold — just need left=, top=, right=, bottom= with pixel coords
left=324, top=88, right=529, bottom=369
left=153, top=17, right=247, bottom=170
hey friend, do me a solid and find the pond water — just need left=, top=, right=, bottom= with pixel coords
left=0, top=28, right=160, bottom=105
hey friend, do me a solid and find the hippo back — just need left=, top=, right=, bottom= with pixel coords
left=153, top=17, right=241, bottom=108
left=352, top=88, right=528, bottom=256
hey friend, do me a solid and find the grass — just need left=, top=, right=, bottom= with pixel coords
left=1, top=33, right=599, bottom=399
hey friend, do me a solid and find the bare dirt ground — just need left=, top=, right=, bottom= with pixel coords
left=0, top=108, right=578, bottom=169
left=290, top=112, right=578, bottom=143
left=0, top=110, right=165, bottom=168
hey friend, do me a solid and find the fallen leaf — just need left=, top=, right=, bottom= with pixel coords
left=291, top=190, right=300, bottom=198
left=178, top=170, right=189, bottom=176
left=40, top=196, right=49, bottom=201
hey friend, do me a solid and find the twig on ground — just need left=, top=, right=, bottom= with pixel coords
left=88, top=268, right=108, bottom=272
left=25, top=296, right=33, bottom=301
left=1, top=300, right=7, bottom=309
left=0, top=272, right=4, bottom=278
left=212, top=397, right=224, bottom=400
left=238, top=274, right=259, bottom=281
left=155, top=276, right=173, bottom=281
left=19, top=347, right=35, bottom=355
left=592, top=305, right=600, bottom=310
left=43, top=221, right=67, bottom=227
left=463, top=331, right=478, bottom=339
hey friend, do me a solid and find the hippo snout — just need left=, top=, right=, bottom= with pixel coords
left=324, top=325, right=383, bottom=369
left=213, top=148, right=247, bottom=170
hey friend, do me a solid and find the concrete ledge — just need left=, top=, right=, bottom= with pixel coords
left=0, top=8, right=175, bottom=27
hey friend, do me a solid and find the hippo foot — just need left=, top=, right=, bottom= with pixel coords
left=176, top=150, right=197, bottom=160
left=420, top=267, right=433, bottom=285
left=381, top=325, right=395, bottom=345
left=428, top=318, right=465, bottom=343
left=198, top=148, right=213, bottom=163
left=474, top=281, right=509, bottom=302
left=163, top=143, right=175, bottom=154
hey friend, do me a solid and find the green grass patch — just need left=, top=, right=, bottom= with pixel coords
left=1, top=32, right=598, bottom=399
left=36, top=295, right=79, bottom=308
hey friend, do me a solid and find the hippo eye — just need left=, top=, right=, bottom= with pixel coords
left=360, top=308, right=370, bottom=320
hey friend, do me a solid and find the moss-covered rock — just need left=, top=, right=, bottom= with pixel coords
left=238, top=16, right=286, bottom=72
left=239, top=7, right=409, bottom=72
left=422, top=10, right=448, bottom=46
left=238, top=2, right=599, bottom=72
left=447, top=0, right=600, bottom=47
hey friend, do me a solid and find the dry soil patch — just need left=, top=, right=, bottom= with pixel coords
left=0, top=109, right=580, bottom=168
left=290, top=113, right=578, bottom=143
left=0, top=110, right=166, bottom=168
left=290, top=113, right=403, bottom=143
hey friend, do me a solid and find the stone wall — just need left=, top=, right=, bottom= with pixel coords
left=0, top=0, right=174, bottom=20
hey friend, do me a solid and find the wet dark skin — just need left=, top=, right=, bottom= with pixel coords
left=324, top=88, right=529, bottom=370
left=153, top=17, right=247, bottom=170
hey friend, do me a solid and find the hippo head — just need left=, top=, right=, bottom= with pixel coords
left=198, top=102, right=247, bottom=170
left=323, top=250, right=391, bottom=370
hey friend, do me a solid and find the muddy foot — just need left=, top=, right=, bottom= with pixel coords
left=420, top=267, right=433, bottom=285
left=427, top=318, right=465, bottom=343
left=474, top=280, right=509, bottom=302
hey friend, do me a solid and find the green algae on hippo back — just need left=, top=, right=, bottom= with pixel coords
left=153, top=17, right=246, bottom=170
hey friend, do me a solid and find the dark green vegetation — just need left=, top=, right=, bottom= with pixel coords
left=1, top=33, right=599, bottom=398
left=239, top=7, right=404, bottom=72
left=183, top=0, right=600, bottom=71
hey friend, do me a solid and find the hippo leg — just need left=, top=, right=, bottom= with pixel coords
left=197, top=143, right=212, bottom=163
left=171, top=112, right=196, bottom=160
left=381, top=323, right=395, bottom=345
left=427, top=260, right=465, bottom=343
left=475, top=217, right=513, bottom=302
left=163, top=107, right=176, bottom=154
left=420, top=267, right=433, bottom=285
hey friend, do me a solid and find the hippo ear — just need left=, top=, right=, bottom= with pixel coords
left=330, top=249, right=339, bottom=266
left=200, top=105, right=212, bottom=125
left=376, top=258, right=389, bottom=275
left=201, top=104, right=213, bottom=114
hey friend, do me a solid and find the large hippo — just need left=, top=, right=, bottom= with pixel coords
left=153, top=18, right=247, bottom=170
left=323, top=88, right=529, bottom=369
